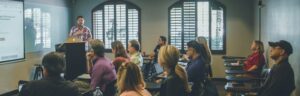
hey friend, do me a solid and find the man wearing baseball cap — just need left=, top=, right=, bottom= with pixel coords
left=258, top=40, right=295, bottom=96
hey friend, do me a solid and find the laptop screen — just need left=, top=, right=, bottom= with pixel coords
left=154, top=63, right=164, bottom=74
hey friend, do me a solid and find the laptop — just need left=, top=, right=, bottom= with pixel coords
left=154, top=63, right=164, bottom=74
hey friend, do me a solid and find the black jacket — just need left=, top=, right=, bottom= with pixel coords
left=160, top=71, right=188, bottom=96
left=19, top=76, right=81, bottom=96
left=153, top=45, right=161, bottom=63
left=258, top=59, right=295, bottom=96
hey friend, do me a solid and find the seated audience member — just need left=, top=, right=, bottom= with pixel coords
left=243, top=40, right=266, bottom=77
left=158, top=45, right=191, bottom=96
left=196, top=36, right=213, bottom=78
left=111, top=41, right=130, bottom=72
left=19, top=52, right=80, bottom=96
left=128, top=39, right=143, bottom=67
left=86, top=39, right=117, bottom=95
left=150, top=36, right=167, bottom=63
left=185, top=40, right=208, bottom=96
left=117, top=62, right=152, bottom=96
left=258, top=40, right=295, bottom=96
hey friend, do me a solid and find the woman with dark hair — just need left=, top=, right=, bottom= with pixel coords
left=196, top=36, right=213, bottom=78
left=185, top=40, right=209, bottom=96
left=111, top=41, right=129, bottom=72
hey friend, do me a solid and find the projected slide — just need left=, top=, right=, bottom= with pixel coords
left=0, top=0, right=24, bottom=63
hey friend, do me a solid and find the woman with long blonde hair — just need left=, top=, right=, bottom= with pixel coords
left=158, top=45, right=191, bottom=96
left=116, top=62, right=151, bottom=96
left=196, top=36, right=213, bottom=77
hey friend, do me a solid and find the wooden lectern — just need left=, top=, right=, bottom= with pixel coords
left=56, top=42, right=87, bottom=80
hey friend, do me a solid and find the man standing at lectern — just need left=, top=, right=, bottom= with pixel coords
left=69, top=16, right=92, bottom=42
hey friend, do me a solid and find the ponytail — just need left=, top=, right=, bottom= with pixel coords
left=175, top=64, right=191, bottom=93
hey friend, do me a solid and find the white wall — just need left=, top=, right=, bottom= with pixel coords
left=254, top=0, right=300, bottom=95
left=213, top=0, right=255, bottom=77
left=0, top=0, right=71, bottom=94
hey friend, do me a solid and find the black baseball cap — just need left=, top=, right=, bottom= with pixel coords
left=269, top=40, right=293, bottom=55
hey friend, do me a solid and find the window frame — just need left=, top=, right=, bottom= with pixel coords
left=91, top=0, right=141, bottom=52
left=168, top=0, right=226, bottom=54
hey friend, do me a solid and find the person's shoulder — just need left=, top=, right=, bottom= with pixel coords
left=57, top=80, right=80, bottom=94
left=277, top=61, right=292, bottom=69
left=114, top=57, right=128, bottom=62
left=142, top=89, right=152, bottom=96
left=120, top=90, right=152, bottom=96
left=62, top=80, right=78, bottom=88
left=70, top=26, right=77, bottom=29
left=95, top=57, right=113, bottom=67
left=31, top=79, right=76, bottom=88
left=271, top=62, right=293, bottom=75
left=20, top=80, right=52, bottom=92
left=19, top=80, right=43, bottom=96
left=130, top=53, right=139, bottom=59
left=25, top=79, right=49, bottom=87
left=166, top=73, right=182, bottom=83
left=120, top=91, right=137, bottom=96
left=96, top=57, right=111, bottom=63
left=21, top=79, right=80, bottom=96
left=280, top=62, right=294, bottom=73
left=83, top=26, right=91, bottom=30
left=136, top=52, right=143, bottom=58
left=104, top=57, right=113, bottom=64
left=154, top=45, right=160, bottom=49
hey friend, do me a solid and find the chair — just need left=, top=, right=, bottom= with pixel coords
left=142, top=57, right=157, bottom=81
left=223, top=56, right=261, bottom=95
left=30, top=64, right=43, bottom=80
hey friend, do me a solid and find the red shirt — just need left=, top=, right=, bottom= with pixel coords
left=112, top=57, right=130, bottom=72
left=244, top=52, right=265, bottom=70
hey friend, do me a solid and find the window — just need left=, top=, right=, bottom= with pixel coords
left=92, top=0, right=140, bottom=51
left=25, top=8, right=51, bottom=48
left=169, top=0, right=226, bottom=54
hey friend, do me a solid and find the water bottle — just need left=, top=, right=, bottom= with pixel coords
left=93, top=86, right=103, bottom=96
